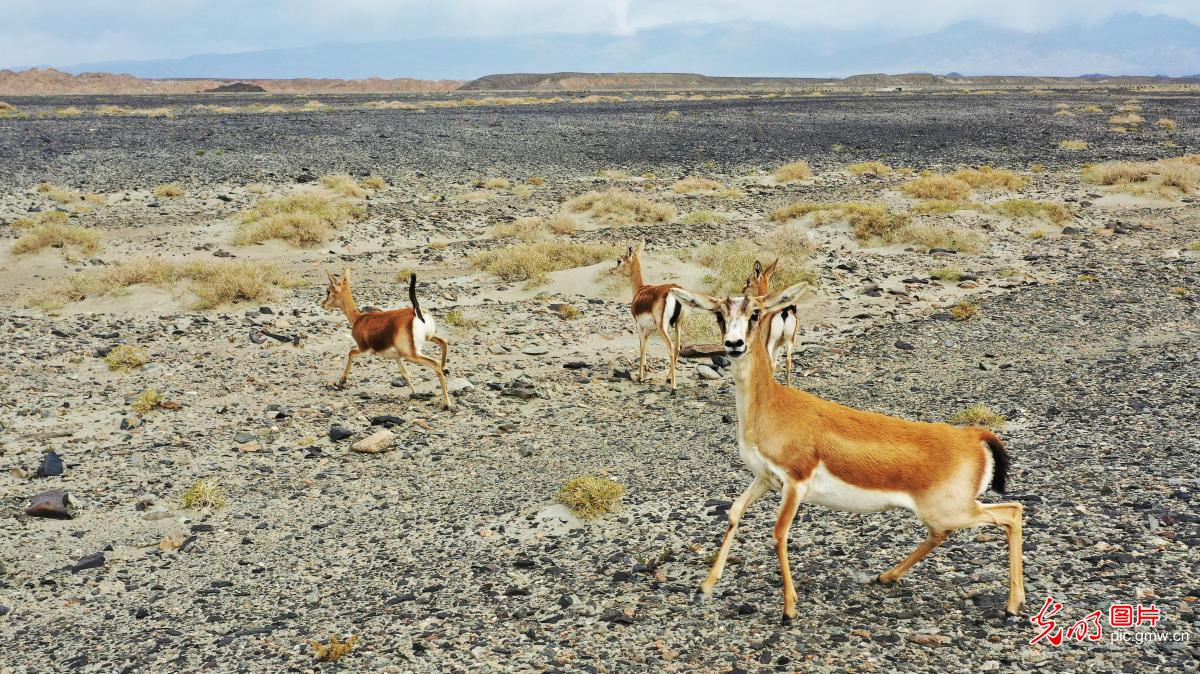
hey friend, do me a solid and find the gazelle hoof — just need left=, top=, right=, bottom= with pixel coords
left=780, top=612, right=795, bottom=624
left=691, top=591, right=710, bottom=605
left=876, top=574, right=894, bottom=585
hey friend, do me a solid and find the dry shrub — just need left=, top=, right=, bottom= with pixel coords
left=469, top=241, right=620, bottom=283
left=482, top=177, right=511, bottom=190
left=949, top=301, right=979, bottom=321
left=489, top=216, right=545, bottom=241
left=595, top=169, right=629, bottom=180
left=249, top=103, right=287, bottom=113
left=1054, top=110, right=1076, bottom=118
left=672, top=176, right=722, bottom=193
left=361, top=175, right=388, bottom=190
left=11, top=210, right=69, bottom=229
left=12, top=223, right=100, bottom=256
left=527, top=176, right=546, bottom=186
left=30, top=259, right=299, bottom=310
left=512, top=184, right=533, bottom=198
left=234, top=191, right=365, bottom=246
left=1059, top=139, right=1088, bottom=150
left=1079, top=104, right=1103, bottom=113
left=0, top=101, right=14, bottom=112
left=1082, top=155, right=1200, bottom=196
left=55, top=106, right=83, bottom=117
left=37, top=183, right=82, bottom=204
left=894, top=222, right=984, bottom=253
left=716, top=187, right=745, bottom=199
left=1109, top=113, right=1144, bottom=126
left=901, top=175, right=971, bottom=201
left=320, top=173, right=368, bottom=198
left=949, top=166, right=1028, bottom=191
left=687, top=234, right=815, bottom=294
left=555, top=476, right=625, bottom=520
left=772, top=201, right=908, bottom=244
left=910, top=199, right=970, bottom=215
left=301, top=100, right=328, bottom=111
left=847, top=161, right=892, bottom=175
left=365, top=100, right=420, bottom=110
left=565, top=189, right=675, bottom=224
left=310, top=635, right=358, bottom=663
left=992, top=199, right=1072, bottom=225
left=1156, top=118, right=1178, bottom=131
left=678, top=210, right=728, bottom=225
left=774, top=161, right=812, bottom=183
left=546, top=214, right=577, bottom=235
left=104, top=345, right=149, bottom=371
left=153, top=183, right=184, bottom=198
left=930, top=266, right=963, bottom=281
left=131, top=388, right=163, bottom=414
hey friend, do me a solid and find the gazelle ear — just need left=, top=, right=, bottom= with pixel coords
left=342, top=267, right=351, bottom=283
left=765, top=258, right=780, bottom=277
left=753, top=260, right=763, bottom=276
left=636, top=239, right=646, bottom=255
left=762, top=282, right=810, bottom=311
left=325, top=269, right=336, bottom=283
left=670, top=287, right=721, bottom=313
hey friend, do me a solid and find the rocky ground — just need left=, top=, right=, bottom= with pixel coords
left=0, top=90, right=1198, bottom=673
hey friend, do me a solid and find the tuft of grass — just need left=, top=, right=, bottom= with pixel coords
left=131, top=388, right=163, bottom=414
left=527, top=176, right=546, bottom=186
left=555, top=476, right=625, bottom=520
left=1028, top=230, right=1046, bottom=240
left=55, top=106, right=83, bottom=117
left=310, top=635, right=358, bottom=663
left=30, top=259, right=299, bottom=310
left=181, top=479, right=226, bottom=510
left=152, top=183, right=184, bottom=198
left=12, top=223, right=100, bottom=256
left=554, top=303, right=581, bottom=319
left=1170, top=286, right=1190, bottom=297
left=672, top=176, right=722, bottom=194
left=949, top=301, right=979, bottom=321
left=1156, top=118, right=1177, bottom=131
left=301, top=99, right=328, bottom=111
left=665, top=110, right=681, bottom=120
left=442, top=309, right=480, bottom=329
left=365, top=100, right=420, bottom=110
left=489, top=216, right=545, bottom=241
left=565, top=189, right=675, bottom=225
left=949, top=404, right=1005, bottom=429
left=678, top=311, right=719, bottom=345
left=482, top=177, right=511, bottom=190
left=847, top=161, right=892, bottom=175
left=678, top=210, right=728, bottom=225
left=105, top=345, right=149, bottom=372
left=360, top=175, right=388, bottom=190
left=1082, top=155, right=1200, bottom=196
left=930, top=266, right=963, bottom=282
left=11, top=210, right=69, bottom=229
left=512, top=184, right=533, bottom=198
left=686, top=237, right=815, bottom=294
left=546, top=214, right=577, bottom=235
left=910, top=199, right=970, bottom=215
left=1186, top=241, right=1200, bottom=252
left=992, top=199, right=1071, bottom=225
left=774, top=161, right=813, bottom=183
left=1059, top=139, right=1088, bottom=150
left=595, top=169, right=629, bottom=180
left=1109, top=113, right=1144, bottom=126
left=901, top=175, right=971, bottom=201
left=1054, top=109, right=1075, bottom=118
left=320, top=173, right=368, bottom=198
left=1079, top=104, right=1103, bottom=113
left=470, top=241, right=620, bottom=283
left=234, top=191, right=365, bottom=247
left=949, top=166, right=1028, bottom=192
left=37, top=182, right=83, bottom=204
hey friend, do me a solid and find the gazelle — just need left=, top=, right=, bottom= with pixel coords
left=321, top=268, right=452, bottom=410
left=742, top=259, right=800, bottom=386
left=670, top=283, right=1025, bottom=620
left=614, top=241, right=682, bottom=390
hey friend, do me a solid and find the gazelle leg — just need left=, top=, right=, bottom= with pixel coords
left=700, top=477, right=770, bottom=595
left=397, top=360, right=418, bottom=395
left=338, top=348, right=362, bottom=387
left=657, top=324, right=677, bottom=391
left=878, top=527, right=948, bottom=584
left=983, top=503, right=1026, bottom=615
left=407, top=354, right=452, bottom=410
left=429, top=334, right=450, bottom=372
left=774, top=480, right=805, bottom=621
left=637, top=329, right=650, bottom=383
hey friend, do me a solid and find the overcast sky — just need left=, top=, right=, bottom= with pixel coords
left=3, top=0, right=1199, bottom=68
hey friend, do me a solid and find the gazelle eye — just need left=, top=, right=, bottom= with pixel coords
left=751, top=310, right=761, bottom=321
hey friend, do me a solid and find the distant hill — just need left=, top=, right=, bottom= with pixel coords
left=46, top=12, right=1200, bottom=80
left=0, top=68, right=462, bottom=95
left=460, top=72, right=831, bottom=91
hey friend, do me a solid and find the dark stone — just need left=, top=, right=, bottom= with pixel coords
left=600, top=608, right=636, bottom=625
left=329, top=426, right=354, bottom=441
left=35, top=451, right=64, bottom=477
left=894, top=341, right=915, bottom=351
left=721, top=414, right=734, bottom=424
left=369, top=415, right=404, bottom=428
left=562, top=361, right=589, bottom=370
left=71, top=552, right=105, bottom=573
left=26, top=490, right=72, bottom=519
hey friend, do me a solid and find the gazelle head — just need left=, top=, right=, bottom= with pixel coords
left=671, top=282, right=808, bottom=359
left=740, top=258, right=780, bottom=296
left=612, top=240, right=645, bottom=278
left=321, top=267, right=352, bottom=311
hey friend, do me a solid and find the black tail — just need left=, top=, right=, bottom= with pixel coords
left=984, top=432, right=1009, bottom=494
left=409, top=273, right=424, bottom=322
left=668, top=296, right=682, bottom=328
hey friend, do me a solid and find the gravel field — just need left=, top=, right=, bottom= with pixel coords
left=0, top=90, right=1198, bottom=673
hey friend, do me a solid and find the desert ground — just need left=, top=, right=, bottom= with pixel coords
left=0, top=89, right=1198, bottom=672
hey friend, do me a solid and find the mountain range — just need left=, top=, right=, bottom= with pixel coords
left=47, top=12, right=1200, bottom=80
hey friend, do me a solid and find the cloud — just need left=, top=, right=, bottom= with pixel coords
left=2, top=0, right=1199, bottom=68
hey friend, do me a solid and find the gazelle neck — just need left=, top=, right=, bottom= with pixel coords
left=339, top=285, right=362, bottom=326
left=729, top=329, right=780, bottom=433
left=628, top=254, right=646, bottom=292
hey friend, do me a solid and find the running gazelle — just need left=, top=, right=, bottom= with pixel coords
left=742, top=259, right=800, bottom=386
left=614, top=241, right=683, bottom=390
left=670, top=283, right=1025, bottom=620
left=321, top=269, right=453, bottom=410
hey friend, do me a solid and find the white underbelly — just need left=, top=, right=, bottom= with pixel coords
left=803, top=463, right=915, bottom=513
